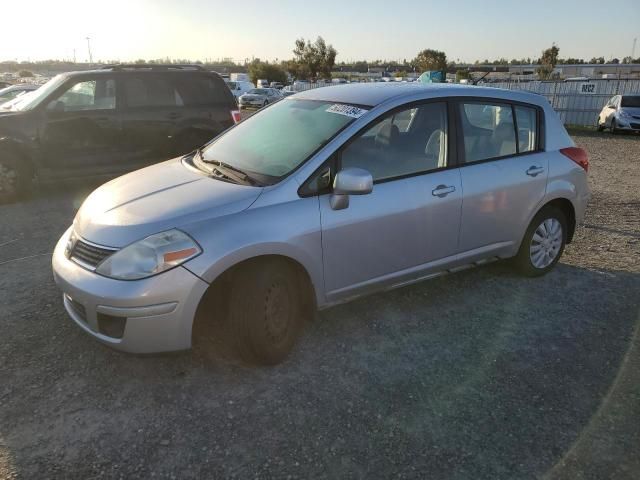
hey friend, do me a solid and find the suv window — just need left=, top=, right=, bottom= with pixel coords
left=47, top=78, right=116, bottom=112
left=341, top=102, right=448, bottom=181
left=123, top=75, right=183, bottom=108
left=514, top=105, right=537, bottom=153
left=173, top=74, right=231, bottom=106
left=459, top=103, right=516, bottom=162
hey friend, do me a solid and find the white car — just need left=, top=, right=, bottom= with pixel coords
left=0, top=84, right=39, bottom=105
left=225, top=80, right=255, bottom=98
left=597, top=94, right=640, bottom=133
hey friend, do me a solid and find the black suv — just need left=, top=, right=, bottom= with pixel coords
left=0, top=65, right=239, bottom=202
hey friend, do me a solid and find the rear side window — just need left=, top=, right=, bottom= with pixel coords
left=515, top=105, right=537, bottom=153
left=621, top=96, right=640, bottom=108
left=173, top=74, right=232, bottom=106
left=459, top=103, right=516, bottom=162
left=123, top=75, right=183, bottom=108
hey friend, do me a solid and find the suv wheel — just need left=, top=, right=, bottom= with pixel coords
left=514, top=206, right=567, bottom=277
left=0, top=155, right=30, bottom=204
left=228, top=260, right=305, bottom=365
left=596, top=121, right=604, bottom=132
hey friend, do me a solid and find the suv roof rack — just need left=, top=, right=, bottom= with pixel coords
left=101, top=64, right=206, bottom=72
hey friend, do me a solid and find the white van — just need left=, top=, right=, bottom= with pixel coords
left=257, top=79, right=269, bottom=88
left=225, top=80, right=255, bottom=98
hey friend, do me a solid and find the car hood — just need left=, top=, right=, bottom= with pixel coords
left=74, top=158, right=263, bottom=248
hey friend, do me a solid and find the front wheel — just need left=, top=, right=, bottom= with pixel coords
left=513, top=207, right=567, bottom=277
left=227, top=260, right=306, bottom=365
left=610, top=119, right=618, bottom=134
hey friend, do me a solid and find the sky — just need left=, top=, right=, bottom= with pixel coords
left=1, top=0, right=639, bottom=64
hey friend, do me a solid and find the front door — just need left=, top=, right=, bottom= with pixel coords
left=318, top=101, right=463, bottom=301
left=39, top=76, right=121, bottom=176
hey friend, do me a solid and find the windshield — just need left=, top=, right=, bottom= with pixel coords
left=9, top=74, right=67, bottom=111
left=621, top=96, right=640, bottom=108
left=201, top=99, right=366, bottom=181
left=247, top=89, right=268, bottom=95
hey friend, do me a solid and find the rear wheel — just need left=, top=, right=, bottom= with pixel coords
left=514, top=206, right=567, bottom=277
left=0, top=154, right=30, bottom=204
left=596, top=121, right=605, bottom=131
left=227, top=260, right=306, bottom=365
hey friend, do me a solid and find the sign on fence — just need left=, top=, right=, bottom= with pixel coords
left=578, top=83, right=596, bottom=94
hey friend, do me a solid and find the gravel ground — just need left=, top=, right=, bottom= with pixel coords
left=0, top=131, right=638, bottom=479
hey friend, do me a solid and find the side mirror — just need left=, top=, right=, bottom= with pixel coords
left=330, top=167, right=373, bottom=210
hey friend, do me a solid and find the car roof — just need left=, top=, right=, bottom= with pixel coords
left=294, top=82, right=546, bottom=108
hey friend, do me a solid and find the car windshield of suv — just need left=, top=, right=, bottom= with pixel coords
left=200, top=99, right=366, bottom=181
left=9, top=74, right=67, bottom=111
left=620, top=96, right=640, bottom=108
left=248, top=89, right=268, bottom=95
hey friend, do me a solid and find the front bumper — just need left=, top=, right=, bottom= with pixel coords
left=52, top=227, right=210, bottom=353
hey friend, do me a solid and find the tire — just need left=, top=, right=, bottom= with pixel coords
left=0, top=153, right=31, bottom=204
left=513, top=206, right=567, bottom=277
left=227, top=260, right=306, bottom=365
left=263, top=100, right=268, bottom=107
left=596, top=121, right=604, bottom=132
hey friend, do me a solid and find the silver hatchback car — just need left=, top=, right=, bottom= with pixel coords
left=53, top=83, right=590, bottom=365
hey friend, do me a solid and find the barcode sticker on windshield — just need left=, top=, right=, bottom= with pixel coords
left=326, top=104, right=367, bottom=118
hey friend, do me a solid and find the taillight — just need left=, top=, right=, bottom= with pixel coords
left=560, top=147, right=589, bottom=172
left=230, top=110, right=241, bottom=124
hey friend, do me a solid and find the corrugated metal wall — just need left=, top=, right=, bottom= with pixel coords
left=489, top=79, right=640, bottom=126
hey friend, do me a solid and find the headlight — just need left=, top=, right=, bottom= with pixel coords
left=65, top=230, right=78, bottom=258
left=95, top=229, right=201, bottom=280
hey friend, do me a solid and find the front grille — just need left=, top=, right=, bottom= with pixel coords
left=65, top=295, right=87, bottom=323
left=70, top=239, right=117, bottom=269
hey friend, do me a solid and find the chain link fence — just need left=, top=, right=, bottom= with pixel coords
left=488, top=79, right=640, bottom=126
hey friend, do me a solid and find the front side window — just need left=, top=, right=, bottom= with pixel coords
left=47, top=79, right=116, bottom=112
left=200, top=99, right=363, bottom=181
left=621, top=96, right=640, bottom=108
left=341, top=102, right=448, bottom=181
left=459, top=103, right=516, bottom=162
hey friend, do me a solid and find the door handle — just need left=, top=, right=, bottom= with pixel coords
left=526, top=166, right=545, bottom=177
left=432, top=184, right=456, bottom=198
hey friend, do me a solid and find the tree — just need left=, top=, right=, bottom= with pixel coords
left=289, top=36, right=337, bottom=80
left=589, top=56, right=605, bottom=64
left=18, top=70, right=34, bottom=77
left=607, top=58, right=620, bottom=64
left=248, top=60, right=287, bottom=85
left=413, top=49, right=447, bottom=72
left=536, top=44, right=559, bottom=79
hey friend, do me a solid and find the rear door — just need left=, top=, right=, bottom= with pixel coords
left=456, top=100, right=548, bottom=257
left=118, top=73, right=186, bottom=168
left=171, top=72, right=236, bottom=152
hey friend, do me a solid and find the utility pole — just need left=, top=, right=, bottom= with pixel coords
left=73, top=49, right=76, bottom=63
left=632, top=38, right=637, bottom=60
left=86, top=36, right=93, bottom=64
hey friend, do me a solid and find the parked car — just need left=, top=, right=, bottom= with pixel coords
left=597, top=94, right=640, bottom=133
left=0, top=83, right=39, bottom=105
left=0, top=64, right=239, bottom=202
left=281, top=86, right=296, bottom=97
left=257, top=79, right=269, bottom=88
left=52, top=83, right=590, bottom=365
left=225, top=79, right=255, bottom=98
left=269, top=82, right=284, bottom=89
left=238, top=88, right=282, bottom=109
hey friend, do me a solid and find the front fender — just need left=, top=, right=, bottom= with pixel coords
left=180, top=195, right=326, bottom=308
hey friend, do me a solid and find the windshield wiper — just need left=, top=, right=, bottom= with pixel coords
left=196, top=148, right=263, bottom=186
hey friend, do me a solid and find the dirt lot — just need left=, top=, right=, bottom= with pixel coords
left=0, top=131, right=639, bottom=479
